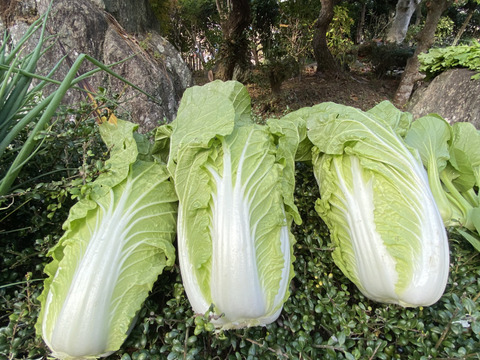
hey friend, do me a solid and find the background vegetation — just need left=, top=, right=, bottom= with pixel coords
left=154, top=0, right=480, bottom=74
left=151, top=0, right=480, bottom=106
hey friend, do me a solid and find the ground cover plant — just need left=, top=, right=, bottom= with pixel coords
left=418, top=41, right=480, bottom=80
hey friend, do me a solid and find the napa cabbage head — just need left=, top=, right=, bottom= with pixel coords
left=290, top=101, right=449, bottom=307
left=161, top=80, right=303, bottom=329
left=36, top=119, right=177, bottom=359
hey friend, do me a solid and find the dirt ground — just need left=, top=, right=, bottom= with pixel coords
left=194, top=69, right=400, bottom=120
left=247, top=71, right=400, bottom=119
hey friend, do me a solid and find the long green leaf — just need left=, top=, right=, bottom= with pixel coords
left=455, top=228, right=480, bottom=252
left=0, top=52, right=159, bottom=196
left=0, top=9, right=50, bottom=128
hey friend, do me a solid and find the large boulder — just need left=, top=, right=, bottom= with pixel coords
left=0, top=0, right=192, bottom=131
left=408, top=68, right=480, bottom=128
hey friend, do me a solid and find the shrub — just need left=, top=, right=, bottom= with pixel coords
left=263, top=56, right=300, bottom=94
left=327, top=5, right=355, bottom=68
left=1, top=158, right=479, bottom=360
left=361, top=42, right=414, bottom=78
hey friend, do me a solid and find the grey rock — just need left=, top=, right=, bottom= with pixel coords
left=408, top=68, right=480, bottom=128
left=1, top=0, right=192, bottom=131
left=102, top=0, right=160, bottom=34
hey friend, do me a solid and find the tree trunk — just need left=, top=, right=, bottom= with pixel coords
left=312, top=0, right=340, bottom=74
left=452, top=5, right=476, bottom=45
left=215, top=0, right=251, bottom=81
left=355, top=2, right=367, bottom=44
left=386, top=0, right=422, bottom=44
left=393, top=0, right=451, bottom=107
left=414, top=1, right=422, bottom=26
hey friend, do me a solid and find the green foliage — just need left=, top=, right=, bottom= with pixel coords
left=1, top=115, right=107, bottom=229
left=279, top=0, right=320, bottom=26
left=0, top=7, right=154, bottom=197
left=261, top=56, right=299, bottom=94
left=277, top=0, right=318, bottom=63
left=148, top=0, right=174, bottom=35
left=251, top=0, right=280, bottom=51
left=446, top=0, right=480, bottom=42
left=404, top=115, right=480, bottom=247
left=0, top=12, right=58, bottom=196
left=327, top=5, right=355, bottom=66
left=405, top=23, right=423, bottom=44
left=0, top=110, right=107, bottom=239
left=0, top=273, right=46, bottom=359
left=365, top=43, right=414, bottom=78
left=418, top=41, right=480, bottom=79
left=435, top=16, right=456, bottom=45
left=360, top=2, right=391, bottom=41
left=250, top=2, right=302, bottom=93
left=165, top=0, right=220, bottom=62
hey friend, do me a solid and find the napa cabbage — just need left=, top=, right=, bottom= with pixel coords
left=36, top=119, right=177, bottom=359
left=405, top=116, right=480, bottom=251
left=161, top=80, right=303, bottom=329
left=287, top=101, right=450, bottom=307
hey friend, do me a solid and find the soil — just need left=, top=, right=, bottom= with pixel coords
left=194, top=69, right=400, bottom=120
left=247, top=71, right=400, bottom=120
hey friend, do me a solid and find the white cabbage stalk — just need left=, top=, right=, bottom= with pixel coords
left=177, top=144, right=291, bottom=328
left=322, top=154, right=449, bottom=306
left=165, top=81, right=301, bottom=328
left=302, top=101, right=450, bottom=307
left=37, top=120, right=177, bottom=359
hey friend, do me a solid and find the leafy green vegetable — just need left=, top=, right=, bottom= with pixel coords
left=287, top=101, right=450, bottom=307
left=36, top=119, right=177, bottom=359
left=162, top=80, right=302, bottom=329
left=405, top=116, right=480, bottom=251
left=366, top=100, right=412, bottom=138
left=403, top=114, right=456, bottom=225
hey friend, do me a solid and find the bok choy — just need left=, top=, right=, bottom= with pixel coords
left=36, top=119, right=177, bottom=359
left=289, top=101, right=450, bottom=307
left=162, top=80, right=302, bottom=329
left=405, top=115, right=480, bottom=251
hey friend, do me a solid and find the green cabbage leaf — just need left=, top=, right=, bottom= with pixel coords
left=36, top=119, right=177, bottom=359
left=405, top=116, right=480, bottom=251
left=162, top=80, right=301, bottom=329
left=403, top=114, right=456, bottom=225
left=290, top=102, right=449, bottom=307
